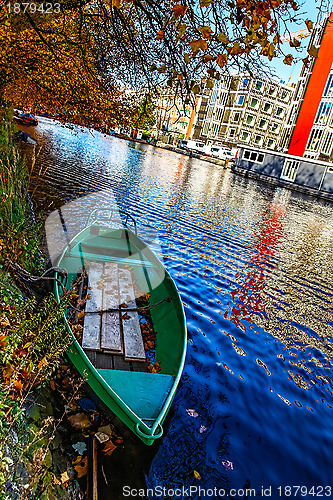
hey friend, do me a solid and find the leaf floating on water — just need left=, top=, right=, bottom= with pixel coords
left=193, top=470, right=201, bottom=480
left=121, top=313, right=130, bottom=320
left=186, top=409, right=198, bottom=417
left=222, top=460, right=234, bottom=470
left=102, top=440, right=117, bottom=456
left=199, top=425, right=207, bottom=433
left=78, top=311, right=86, bottom=320
left=120, top=302, right=128, bottom=308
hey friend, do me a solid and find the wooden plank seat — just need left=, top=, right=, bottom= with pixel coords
left=81, top=261, right=146, bottom=367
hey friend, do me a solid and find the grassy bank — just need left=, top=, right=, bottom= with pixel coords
left=0, top=109, right=76, bottom=496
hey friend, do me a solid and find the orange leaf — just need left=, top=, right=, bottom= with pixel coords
left=50, top=380, right=56, bottom=390
left=112, top=0, right=121, bottom=8
left=283, top=54, right=293, bottom=65
left=216, top=53, right=228, bottom=67
left=13, top=379, right=23, bottom=392
left=198, top=26, right=212, bottom=39
left=74, top=456, right=88, bottom=478
left=156, top=30, right=165, bottom=40
left=121, top=312, right=130, bottom=320
left=172, top=4, right=188, bottom=18
left=190, top=39, right=208, bottom=53
left=102, top=441, right=117, bottom=456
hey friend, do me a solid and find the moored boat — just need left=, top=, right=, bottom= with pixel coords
left=53, top=208, right=187, bottom=445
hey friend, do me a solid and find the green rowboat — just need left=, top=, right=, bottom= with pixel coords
left=54, top=209, right=187, bottom=445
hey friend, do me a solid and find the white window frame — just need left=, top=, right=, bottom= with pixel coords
left=280, top=159, right=300, bottom=181
left=242, top=150, right=265, bottom=163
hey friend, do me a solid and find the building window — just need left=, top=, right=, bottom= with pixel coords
left=280, top=90, right=289, bottom=100
left=202, top=121, right=210, bottom=135
left=254, top=135, right=263, bottom=145
left=323, top=73, right=333, bottom=97
left=211, top=123, right=219, bottom=136
left=315, top=102, right=332, bottom=125
left=322, top=131, right=333, bottom=155
left=243, top=150, right=265, bottom=163
left=246, top=114, right=255, bottom=124
left=268, top=86, right=277, bottom=96
left=207, top=106, right=214, bottom=120
left=249, top=98, right=259, bottom=109
left=229, top=128, right=236, bottom=138
left=280, top=159, right=300, bottom=181
left=210, top=88, right=218, bottom=104
left=255, top=80, right=263, bottom=91
left=275, top=107, right=284, bottom=117
left=215, top=107, right=224, bottom=122
left=240, top=131, right=250, bottom=142
left=242, top=78, right=249, bottom=88
left=263, top=103, right=272, bottom=113
left=259, top=119, right=267, bottom=130
left=266, top=139, right=275, bottom=149
left=307, top=128, right=323, bottom=151
left=271, top=123, right=280, bottom=133
left=237, top=95, right=245, bottom=105
left=232, top=112, right=240, bottom=122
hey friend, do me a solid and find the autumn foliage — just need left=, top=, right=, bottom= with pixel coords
left=0, top=0, right=313, bottom=125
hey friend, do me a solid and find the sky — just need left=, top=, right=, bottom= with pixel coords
left=267, top=0, right=332, bottom=83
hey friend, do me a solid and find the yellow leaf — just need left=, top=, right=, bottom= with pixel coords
left=218, top=33, right=228, bottom=44
left=200, top=0, right=213, bottom=6
left=194, top=470, right=201, bottom=480
left=112, top=0, right=121, bottom=8
left=192, top=84, right=201, bottom=94
left=78, top=310, right=86, bottom=320
left=184, top=53, right=191, bottom=63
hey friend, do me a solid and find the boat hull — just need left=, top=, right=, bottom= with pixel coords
left=54, top=223, right=187, bottom=445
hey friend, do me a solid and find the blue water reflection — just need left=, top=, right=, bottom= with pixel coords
left=26, top=118, right=333, bottom=499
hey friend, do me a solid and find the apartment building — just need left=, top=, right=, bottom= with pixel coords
left=282, top=12, right=333, bottom=161
left=155, top=90, right=197, bottom=143
left=192, top=75, right=295, bottom=151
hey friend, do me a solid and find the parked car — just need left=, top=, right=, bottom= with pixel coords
left=14, top=112, right=38, bottom=126
left=218, top=148, right=235, bottom=160
left=186, top=140, right=205, bottom=154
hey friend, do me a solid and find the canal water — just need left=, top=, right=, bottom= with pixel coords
left=24, top=118, right=333, bottom=499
